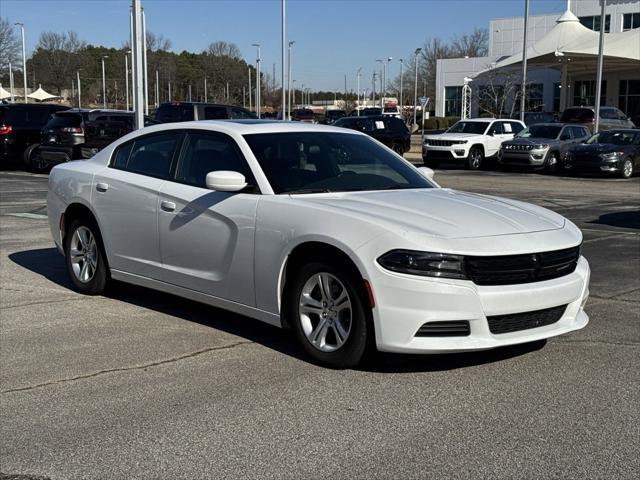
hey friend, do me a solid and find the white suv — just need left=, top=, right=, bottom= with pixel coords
left=423, top=118, right=526, bottom=169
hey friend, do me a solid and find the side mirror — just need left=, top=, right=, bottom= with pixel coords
left=418, top=166, right=435, bottom=181
left=205, top=171, right=247, bottom=192
left=488, top=131, right=495, bottom=136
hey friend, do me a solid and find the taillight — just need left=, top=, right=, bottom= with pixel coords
left=0, top=125, right=12, bottom=135
left=62, top=127, right=84, bottom=134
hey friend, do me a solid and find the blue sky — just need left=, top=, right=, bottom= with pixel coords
left=2, top=0, right=567, bottom=90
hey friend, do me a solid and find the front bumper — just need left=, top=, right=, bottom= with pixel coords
left=499, top=149, right=548, bottom=167
left=565, top=157, right=623, bottom=173
left=423, top=146, right=469, bottom=162
left=368, top=256, right=590, bottom=353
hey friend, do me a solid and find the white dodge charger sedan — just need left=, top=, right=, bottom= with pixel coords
left=47, top=120, right=590, bottom=368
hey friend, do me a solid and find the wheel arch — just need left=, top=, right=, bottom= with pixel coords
left=470, top=143, right=485, bottom=156
left=61, top=202, right=109, bottom=263
left=278, top=240, right=370, bottom=329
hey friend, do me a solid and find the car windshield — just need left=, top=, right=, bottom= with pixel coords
left=363, top=108, right=381, bottom=115
left=244, top=132, right=432, bottom=194
left=446, top=121, right=489, bottom=135
left=588, top=131, right=636, bottom=145
left=517, top=125, right=562, bottom=139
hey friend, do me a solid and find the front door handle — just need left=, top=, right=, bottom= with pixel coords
left=160, top=200, right=176, bottom=212
left=96, top=182, right=109, bottom=192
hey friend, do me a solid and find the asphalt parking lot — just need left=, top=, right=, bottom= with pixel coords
left=1, top=168, right=639, bottom=479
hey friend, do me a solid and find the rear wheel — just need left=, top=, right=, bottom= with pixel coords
left=466, top=147, right=483, bottom=170
left=64, top=218, right=109, bottom=295
left=24, top=144, right=50, bottom=173
left=621, top=158, right=634, bottom=179
left=289, top=262, right=369, bottom=368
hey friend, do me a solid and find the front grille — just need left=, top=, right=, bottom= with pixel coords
left=427, top=139, right=460, bottom=147
left=416, top=321, right=470, bottom=337
left=487, top=305, right=567, bottom=334
left=465, top=246, right=580, bottom=286
left=503, top=144, right=534, bottom=151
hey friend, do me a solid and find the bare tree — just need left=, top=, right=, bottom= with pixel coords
left=475, top=66, right=522, bottom=117
left=206, top=41, right=241, bottom=59
left=30, top=31, right=86, bottom=96
left=451, top=28, right=489, bottom=58
left=146, top=31, right=171, bottom=52
left=0, top=17, right=21, bottom=71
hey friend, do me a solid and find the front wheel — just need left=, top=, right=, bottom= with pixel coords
left=289, top=262, right=369, bottom=368
left=545, top=152, right=560, bottom=174
left=466, top=147, right=483, bottom=170
left=621, top=158, right=634, bottom=179
left=64, top=218, right=109, bottom=295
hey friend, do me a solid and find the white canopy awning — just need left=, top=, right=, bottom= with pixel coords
left=478, top=8, right=640, bottom=74
left=27, top=84, right=59, bottom=102
left=0, top=84, right=11, bottom=100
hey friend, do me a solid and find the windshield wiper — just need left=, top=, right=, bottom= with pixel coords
left=287, top=188, right=332, bottom=194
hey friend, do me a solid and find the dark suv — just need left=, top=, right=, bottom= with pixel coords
left=155, top=102, right=256, bottom=122
left=560, top=107, right=635, bottom=132
left=324, top=109, right=346, bottom=125
left=0, top=103, right=70, bottom=166
left=333, top=115, right=411, bottom=155
left=31, top=109, right=158, bottom=172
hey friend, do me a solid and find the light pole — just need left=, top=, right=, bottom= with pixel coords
left=301, top=83, right=305, bottom=105
left=252, top=43, right=261, bottom=118
left=375, top=59, right=383, bottom=108
left=356, top=67, right=362, bottom=114
left=281, top=0, right=286, bottom=121
left=9, top=61, right=14, bottom=102
left=399, top=58, right=404, bottom=115
left=291, top=79, right=296, bottom=107
left=248, top=66, right=252, bottom=112
left=15, top=23, right=27, bottom=103
left=204, top=76, right=208, bottom=103
left=288, top=40, right=295, bottom=119
left=155, top=70, right=159, bottom=107
left=520, top=0, right=529, bottom=122
left=101, top=55, right=109, bottom=109
left=125, top=51, right=131, bottom=110
left=382, top=57, right=392, bottom=109
left=76, top=70, right=81, bottom=108
left=413, top=47, right=422, bottom=127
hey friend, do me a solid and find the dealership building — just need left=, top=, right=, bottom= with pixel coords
left=435, top=0, right=640, bottom=121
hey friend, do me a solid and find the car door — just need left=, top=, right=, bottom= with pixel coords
left=485, top=121, right=506, bottom=156
left=92, top=131, right=182, bottom=279
left=157, top=130, right=260, bottom=305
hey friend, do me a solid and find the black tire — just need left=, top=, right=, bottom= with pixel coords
left=466, top=146, right=483, bottom=170
left=392, top=143, right=405, bottom=156
left=544, top=152, right=560, bottom=174
left=24, top=144, right=50, bottom=174
left=621, top=158, right=634, bottom=179
left=64, top=217, right=109, bottom=295
left=288, top=261, right=369, bottom=368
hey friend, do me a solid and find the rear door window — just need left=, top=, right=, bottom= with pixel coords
left=156, top=104, right=194, bottom=122
left=112, top=132, right=182, bottom=179
left=230, top=108, right=256, bottom=119
left=45, top=114, right=83, bottom=129
left=508, top=122, right=524, bottom=134
left=488, top=122, right=504, bottom=135
left=204, top=106, right=229, bottom=120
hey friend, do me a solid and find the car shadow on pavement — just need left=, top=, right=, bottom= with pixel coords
left=588, top=210, right=640, bottom=230
left=9, top=247, right=546, bottom=372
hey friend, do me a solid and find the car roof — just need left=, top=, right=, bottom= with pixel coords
left=132, top=119, right=364, bottom=136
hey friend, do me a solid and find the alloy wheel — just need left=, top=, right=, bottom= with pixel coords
left=298, top=272, right=352, bottom=352
left=69, top=226, right=98, bottom=283
left=469, top=149, right=482, bottom=169
left=622, top=159, right=633, bottom=178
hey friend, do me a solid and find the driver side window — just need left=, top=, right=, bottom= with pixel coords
left=174, top=131, right=256, bottom=189
left=488, top=122, right=503, bottom=135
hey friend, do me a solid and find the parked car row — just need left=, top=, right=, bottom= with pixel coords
left=423, top=117, right=639, bottom=178
left=333, top=115, right=411, bottom=155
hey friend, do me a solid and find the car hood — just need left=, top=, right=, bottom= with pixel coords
left=294, top=188, right=565, bottom=239
left=506, top=137, right=559, bottom=145
left=570, top=143, right=625, bottom=154
left=425, top=132, right=481, bottom=141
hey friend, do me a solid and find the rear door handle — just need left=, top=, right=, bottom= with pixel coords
left=96, top=182, right=109, bottom=192
left=160, top=200, right=176, bottom=212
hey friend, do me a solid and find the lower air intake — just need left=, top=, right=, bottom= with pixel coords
left=487, top=305, right=567, bottom=334
left=415, top=321, right=471, bottom=337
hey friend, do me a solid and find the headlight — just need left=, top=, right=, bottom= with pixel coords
left=533, top=144, right=549, bottom=150
left=599, top=151, right=623, bottom=160
left=455, top=140, right=468, bottom=144
left=377, top=250, right=467, bottom=279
